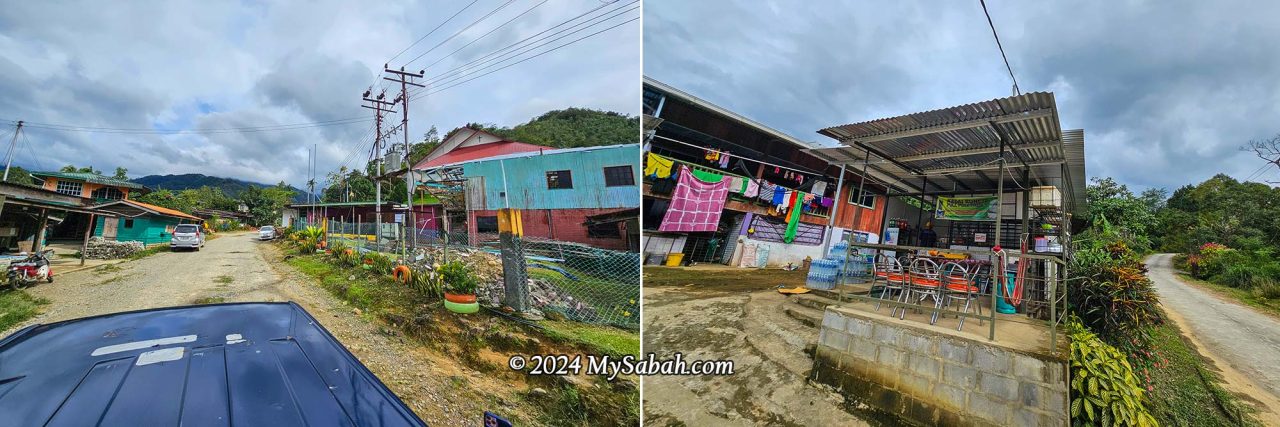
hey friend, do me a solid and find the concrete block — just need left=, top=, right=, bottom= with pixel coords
left=900, top=373, right=935, bottom=395
left=909, top=354, right=941, bottom=379
left=877, top=345, right=906, bottom=369
left=1014, top=409, right=1057, bottom=427
left=1042, top=385, right=1068, bottom=416
left=1014, top=356, right=1048, bottom=383
left=874, top=324, right=902, bottom=346
left=820, top=328, right=849, bottom=352
left=972, top=346, right=1011, bottom=375
left=900, top=331, right=935, bottom=353
left=968, top=393, right=1012, bottom=426
left=823, top=310, right=846, bottom=331
left=848, top=337, right=878, bottom=362
left=979, top=373, right=1019, bottom=402
left=1046, top=362, right=1069, bottom=389
left=1018, top=381, right=1042, bottom=408
left=938, top=338, right=971, bottom=364
left=935, top=383, right=968, bottom=410
left=845, top=316, right=874, bottom=338
left=943, top=363, right=978, bottom=388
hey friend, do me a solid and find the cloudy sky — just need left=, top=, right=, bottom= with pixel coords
left=644, top=0, right=1280, bottom=191
left=0, top=0, right=639, bottom=189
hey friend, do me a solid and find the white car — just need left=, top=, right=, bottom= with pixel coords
left=259, top=226, right=277, bottom=240
left=170, top=224, right=205, bottom=251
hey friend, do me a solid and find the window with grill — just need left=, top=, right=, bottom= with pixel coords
left=91, top=187, right=125, bottom=200
left=476, top=216, right=499, bottom=233
left=587, top=222, right=621, bottom=238
left=848, top=186, right=875, bottom=209
left=602, top=165, right=634, bottom=187
left=545, top=170, right=573, bottom=189
left=55, top=180, right=83, bottom=196
left=124, top=219, right=134, bottom=229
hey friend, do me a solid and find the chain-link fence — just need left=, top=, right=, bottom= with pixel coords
left=308, top=213, right=640, bottom=329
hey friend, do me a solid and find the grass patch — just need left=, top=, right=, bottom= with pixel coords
left=541, top=320, right=640, bottom=358
left=1177, top=273, right=1280, bottom=319
left=1146, top=312, right=1259, bottom=426
left=128, top=245, right=170, bottom=260
left=192, top=296, right=226, bottom=305
left=214, top=275, right=234, bottom=284
left=643, top=266, right=808, bottom=291
left=94, top=264, right=122, bottom=274
left=0, top=290, right=49, bottom=331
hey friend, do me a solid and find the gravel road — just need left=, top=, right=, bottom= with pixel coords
left=1147, top=253, right=1280, bottom=420
left=0, top=232, right=506, bottom=426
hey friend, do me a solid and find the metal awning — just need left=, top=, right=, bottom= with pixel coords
left=807, top=92, right=1086, bottom=215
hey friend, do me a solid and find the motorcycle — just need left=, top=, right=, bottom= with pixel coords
left=7, top=249, right=54, bottom=290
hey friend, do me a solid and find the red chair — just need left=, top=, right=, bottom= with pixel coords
left=941, top=262, right=985, bottom=331
left=901, top=257, right=944, bottom=323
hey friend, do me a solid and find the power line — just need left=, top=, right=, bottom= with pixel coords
left=418, top=0, right=634, bottom=89
left=421, top=13, right=638, bottom=97
left=386, top=0, right=484, bottom=64
left=402, top=0, right=521, bottom=66
left=979, top=0, right=1020, bottom=95
left=7, top=117, right=371, bottom=135
left=419, top=0, right=550, bottom=71
left=20, top=130, right=44, bottom=171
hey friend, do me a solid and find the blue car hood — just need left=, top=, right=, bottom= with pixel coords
left=0, top=302, right=425, bottom=426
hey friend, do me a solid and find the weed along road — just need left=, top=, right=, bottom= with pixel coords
left=1147, top=253, right=1280, bottom=420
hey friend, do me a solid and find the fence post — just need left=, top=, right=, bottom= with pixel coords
left=498, top=208, right=529, bottom=313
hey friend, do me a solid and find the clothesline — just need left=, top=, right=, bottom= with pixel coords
left=647, top=151, right=822, bottom=197
left=651, top=134, right=826, bottom=178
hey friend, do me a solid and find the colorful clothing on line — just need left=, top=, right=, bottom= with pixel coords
left=644, top=152, right=674, bottom=179
left=691, top=168, right=723, bottom=184
left=743, top=179, right=760, bottom=198
left=719, top=153, right=731, bottom=168
left=819, top=197, right=834, bottom=208
left=784, top=191, right=804, bottom=243
left=658, top=166, right=730, bottom=233
left=728, top=176, right=745, bottom=194
left=812, top=181, right=827, bottom=195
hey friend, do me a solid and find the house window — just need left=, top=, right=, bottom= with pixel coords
left=476, top=216, right=499, bottom=233
left=55, top=180, right=83, bottom=196
left=124, top=219, right=135, bottom=228
left=546, top=170, right=573, bottom=189
left=91, top=187, right=125, bottom=200
left=603, top=166, right=635, bottom=187
left=587, top=222, right=622, bottom=239
left=848, top=186, right=875, bottom=209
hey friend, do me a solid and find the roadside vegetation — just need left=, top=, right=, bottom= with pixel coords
left=0, top=290, right=48, bottom=332
left=1069, top=177, right=1261, bottom=425
left=275, top=227, right=639, bottom=426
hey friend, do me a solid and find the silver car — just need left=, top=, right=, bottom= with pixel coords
left=170, top=224, right=205, bottom=251
left=259, top=225, right=276, bottom=240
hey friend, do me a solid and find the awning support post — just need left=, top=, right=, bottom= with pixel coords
left=990, top=135, right=1007, bottom=341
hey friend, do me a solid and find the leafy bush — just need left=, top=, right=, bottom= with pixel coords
left=297, top=226, right=324, bottom=254
left=1069, top=227, right=1163, bottom=351
left=1068, top=319, right=1158, bottom=427
left=362, top=252, right=393, bottom=275
left=439, top=261, right=477, bottom=295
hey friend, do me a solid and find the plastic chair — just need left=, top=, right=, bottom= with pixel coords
left=901, top=257, right=944, bottom=323
left=941, top=262, right=985, bottom=331
left=873, top=254, right=906, bottom=313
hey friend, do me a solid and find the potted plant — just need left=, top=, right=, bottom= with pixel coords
left=440, top=261, right=479, bottom=314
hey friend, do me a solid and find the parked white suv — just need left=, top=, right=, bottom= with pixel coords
left=259, top=226, right=277, bottom=240
left=170, top=224, right=205, bottom=251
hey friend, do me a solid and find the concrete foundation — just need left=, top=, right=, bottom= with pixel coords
left=811, top=306, right=1068, bottom=426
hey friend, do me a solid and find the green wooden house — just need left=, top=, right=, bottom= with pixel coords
left=91, top=199, right=204, bottom=246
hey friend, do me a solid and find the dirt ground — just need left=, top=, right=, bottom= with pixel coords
left=1, top=231, right=562, bottom=426
left=1147, top=254, right=1280, bottom=425
left=641, top=266, right=871, bottom=426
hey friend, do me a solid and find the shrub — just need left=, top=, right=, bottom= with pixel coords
left=439, top=261, right=477, bottom=295
left=1068, top=319, right=1158, bottom=427
left=1254, top=282, right=1280, bottom=300
left=1069, top=235, right=1163, bottom=351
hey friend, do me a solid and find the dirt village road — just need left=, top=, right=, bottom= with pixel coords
left=1, top=232, right=521, bottom=426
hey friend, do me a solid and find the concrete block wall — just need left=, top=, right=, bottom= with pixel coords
left=811, top=308, right=1068, bottom=426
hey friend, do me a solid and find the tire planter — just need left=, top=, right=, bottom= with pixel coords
left=444, top=292, right=477, bottom=304
left=444, top=299, right=479, bottom=314
left=392, top=266, right=412, bottom=284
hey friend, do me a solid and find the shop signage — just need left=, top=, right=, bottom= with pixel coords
left=935, top=196, right=999, bottom=221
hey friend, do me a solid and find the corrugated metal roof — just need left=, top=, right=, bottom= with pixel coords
left=92, top=199, right=203, bottom=221
left=416, top=140, right=553, bottom=169
left=30, top=171, right=148, bottom=190
left=644, top=76, right=820, bottom=150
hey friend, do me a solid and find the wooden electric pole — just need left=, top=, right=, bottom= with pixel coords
left=384, top=66, right=425, bottom=250
left=362, top=88, right=396, bottom=246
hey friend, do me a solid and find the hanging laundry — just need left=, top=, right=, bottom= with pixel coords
left=743, top=179, right=760, bottom=198
left=758, top=181, right=776, bottom=202
left=797, top=174, right=804, bottom=184
left=658, top=166, right=731, bottom=233
left=819, top=197, right=834, bottom=208
left=644, top=152, right=674, bottom=179
left=721, top=153, right=732, bottom=168
left=774, top=166, right=781, bottom=174
left=811, top=181, right=827, bottom=195
left=771, top=186, right=786, bottom=207
left=784, top=191, right=804, bottom=243
left=691, top=168, right=723, bottom=184
left=728, top=176, right=745, bottom=194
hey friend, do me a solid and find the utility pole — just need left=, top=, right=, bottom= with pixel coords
left=3, top=121, right=24, bottom=182
left=362, top=88, right=396, bottom=247
left=384, top=66, right=425, bottom=251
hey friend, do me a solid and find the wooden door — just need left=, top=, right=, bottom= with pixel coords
left=103, top=216, right=118, bottom=240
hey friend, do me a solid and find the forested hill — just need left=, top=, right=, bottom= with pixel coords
left=465, top=108, right=639, bottom=148
left=132, top=174, right=306, bottom=200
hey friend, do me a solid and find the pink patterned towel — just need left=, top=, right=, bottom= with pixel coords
left=659, top=166, right=730, bottom=232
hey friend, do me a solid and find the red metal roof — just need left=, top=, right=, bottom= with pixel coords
left=123, top=200, right=204, bottom=221
left=415, top=140, right=552, bottom=169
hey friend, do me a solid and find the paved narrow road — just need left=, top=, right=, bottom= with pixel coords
left=1147, top=253, right=1280, bottom=419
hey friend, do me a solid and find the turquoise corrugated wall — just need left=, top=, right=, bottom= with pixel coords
left=93, top=215, right=191, bottom=246
left=462, top=144, right=641, bottom=210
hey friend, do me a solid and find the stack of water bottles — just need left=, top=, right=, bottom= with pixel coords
left=806, top=258, right=841, bottom=290
left=806, top=239, right=875, bottom=290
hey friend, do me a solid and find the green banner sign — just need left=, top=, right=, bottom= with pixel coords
left=934, top=196, right=999, bottom=221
